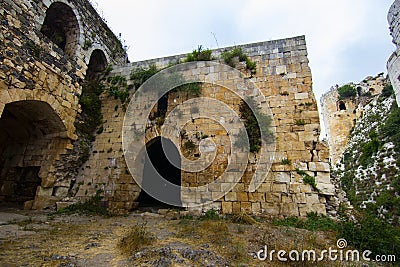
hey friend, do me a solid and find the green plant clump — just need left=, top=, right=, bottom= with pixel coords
left=296, top=169, right=319, bottom=192
left=130, top=64, right=159, bottom=89
left=106, top=76, right=130, bottom=103
left=185, top=45, right=213, bottom=62
left=338, top=213, right=400, bottom=258
left=174, top=82, right=202, bottom=97
left=77, top=80, right=104, bottom=141
left=381, top=103, right=400, bottom=160
left=199, top=209, right=221, bottom=220
left=338, top=84, right=357, bottom=100
left=294, top=119, right=306, bottom=126
left=183, top=140, right=196, bottom=152
left=235, top=98, right=274, bottom=153
left=274, top=212, right=400, bottom=259
left=273, top=212, right=337, bottom=231
left=281, top=158, right=291, bottom=165
left=221, top=47, right=257, bottom=74
left=381, top=84, right=394, bottom=98
left=359, top=130, right=380, bottom=166
left=56, top=190, right=108, bottom=216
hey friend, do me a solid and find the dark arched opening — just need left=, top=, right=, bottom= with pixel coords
left=137, top=137, right=182, bottom=209
left=338, top=101, right=346, bottom=111
left=0, top=101, right=66, bottom=207
left=41, top=2, right=79, bottom=57
left=86, top=49, right=108, bottom=81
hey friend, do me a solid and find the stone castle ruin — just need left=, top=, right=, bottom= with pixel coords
left=321, top=74, right=387, bottom=166
left=1, top=0, right=336, bottom=216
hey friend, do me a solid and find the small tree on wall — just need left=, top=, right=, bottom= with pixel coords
left=338, top=84, right=357, bottom=100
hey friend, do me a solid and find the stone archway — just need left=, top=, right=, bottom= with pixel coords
left=137, top=137, right=182, bottom=208
left=0, top=100, right=68, bottom=208
left=40, top=2, right=80, bottom=58
left=86, top=49, right=108, bottom=81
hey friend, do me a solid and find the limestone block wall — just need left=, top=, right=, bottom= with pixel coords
left=0, top=0, right=127, bottom=209
left=75, top=36, right=336, bottom=216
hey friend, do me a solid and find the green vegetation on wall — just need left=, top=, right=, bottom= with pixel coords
left=337, top=84, right=357, bottom=100
left=221, top=47, right=257, bottom=74
left=296, top=169, right=319, bottom=192
left=77, top=80, right=104, bottom=141
left=236, top=97, right=273, bottom=153
left=185, top=45, right=213, bottom=62
left=105, top=75, right=130, bottom=104
left=130, top=64, right=159, bottom=89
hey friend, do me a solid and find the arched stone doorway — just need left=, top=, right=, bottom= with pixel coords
left=40, top=2, right=80, bottom=58
left=0, top=101, right=67, bottom=207
left=137, top=137, right=182, bottom=208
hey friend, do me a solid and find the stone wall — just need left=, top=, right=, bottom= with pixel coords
left=321, top=75, right=386, bottom=166
left=0, top=0, right=126, bottom=209
left=74, top=36, right=336, bottom=216
left=2, top=0, right=337, bottom=217
left=388, top=0, right=400, bottom=105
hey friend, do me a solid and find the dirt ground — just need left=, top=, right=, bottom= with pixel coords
left=0, top=206, right=354, bottom=267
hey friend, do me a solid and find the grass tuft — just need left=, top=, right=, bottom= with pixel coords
left=118, top=223, right=155, bottom=255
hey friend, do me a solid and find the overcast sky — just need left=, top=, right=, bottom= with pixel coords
left=93, top=0, right=395, bottom=135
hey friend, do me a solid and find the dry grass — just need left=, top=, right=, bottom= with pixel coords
left=117, top=223, right=155, bottom=255
left=230, top=212, right=258, bottom=225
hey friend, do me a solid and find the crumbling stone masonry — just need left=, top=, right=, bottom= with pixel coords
left=321, top=75, right=386, bottom=166
left=0, top=0, right=126, bottom=209
left=1, top=0, right=336, bottom=217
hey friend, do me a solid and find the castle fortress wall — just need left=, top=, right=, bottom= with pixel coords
left=1, top=0, right=335, bottom=216
left=76, top=36, right=336, bottom=216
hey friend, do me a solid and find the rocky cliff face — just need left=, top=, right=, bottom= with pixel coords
left=333, top=85, right=400, bottom=224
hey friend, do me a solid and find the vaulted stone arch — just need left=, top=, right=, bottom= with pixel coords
left=86, top=49, right=108, bottom=81
left=0, top=100, right=70, bottom=208
left=40, top=1, right=80, bottom=58
left=0, top=89, right=77, bottom=140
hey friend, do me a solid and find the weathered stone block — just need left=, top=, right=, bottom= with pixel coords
left=306, top=193, right=320, bottom=204
left=241, top=202, right=252, bottom=213
left=237, top=192, right=249, bottom=202
left=265, top=192, right=281, bottom=203
left=222, top=202, right=233, bottom=214
left=224, top=192, right=237, bottom=202
left=232, top=202, right=241, bottom=214
left=315, top=172, right=331, bottom=184
left=251, top=202, right=261, bottom=214
left=274, top=172, right=290, bottom=183
left=318, top=183, right=335, bottom=196
left=261, top=203, right=280, bottom=216
left=308, top=162, right=330, bottom=172
left=280, top=203, right=299, bottom=216
left=295, top=92, right=309, bottom=100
